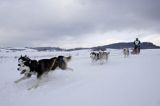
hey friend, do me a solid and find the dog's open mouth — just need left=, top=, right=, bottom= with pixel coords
left=20, top=70, right=26, bottom=74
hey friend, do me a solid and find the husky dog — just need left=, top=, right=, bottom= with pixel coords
left=15, top=55, right=72, bottom=90
left=90, top=52, right=100, bottom=62
left=123, top=48, right=129, bottom=58
left=90, top=51, right=110, bottom=64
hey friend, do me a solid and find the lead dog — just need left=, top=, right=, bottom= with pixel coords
left=15, top=55, right=72, bottom=90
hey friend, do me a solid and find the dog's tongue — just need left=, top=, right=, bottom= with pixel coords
left=20, top=70, right=26, bottom=74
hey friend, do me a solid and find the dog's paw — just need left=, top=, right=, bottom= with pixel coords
left=67, top=68, right=74, bottom=71
left=14, top=80, right=19, bottom=83
left=27, top=87, right=32, bottom=90
left=27, top=86, right=35, bottom=90
left=28, top=84, right=39, bottom=90
left=70, top=69, right=74, bottom=72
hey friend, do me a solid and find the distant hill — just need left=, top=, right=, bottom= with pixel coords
left=0, top=42, right=159, bottom=52
left=91, top=42, right=160, bottom=50
left=26, top=47, right=64, bottom=51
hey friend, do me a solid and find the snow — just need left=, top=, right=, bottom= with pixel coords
left=0, top=49, right=160, bottom=106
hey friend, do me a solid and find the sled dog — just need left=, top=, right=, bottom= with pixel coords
left=15, top=55, right=72, bottom=90
left=90, top=51, right=110, bottom=64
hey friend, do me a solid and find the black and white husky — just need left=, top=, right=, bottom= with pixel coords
left=15, top=55, right=72, bottom=90
left=90, top=51, right=110, bottom=64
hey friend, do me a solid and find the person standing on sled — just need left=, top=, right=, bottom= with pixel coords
left=133, top=38, right=141, bottom=54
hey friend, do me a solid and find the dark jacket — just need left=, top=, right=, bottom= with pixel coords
left=134, top=40, right=141, bottom=48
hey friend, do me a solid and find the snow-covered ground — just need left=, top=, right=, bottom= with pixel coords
left=0, top=49, right=160, bottom=106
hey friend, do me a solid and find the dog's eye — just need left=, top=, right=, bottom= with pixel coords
left=18, top=59, right=22, bottom=63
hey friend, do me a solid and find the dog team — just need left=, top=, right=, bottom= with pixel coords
left=15, top=47, right=138, bottom=90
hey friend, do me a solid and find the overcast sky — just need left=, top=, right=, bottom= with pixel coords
left=0, top=0, right=160, bottom=48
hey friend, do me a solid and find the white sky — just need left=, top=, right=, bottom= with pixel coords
left=0, top=0, right=160, bottom=48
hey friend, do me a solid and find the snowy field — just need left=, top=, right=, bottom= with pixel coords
left=0, top=49, right=160, bottom=106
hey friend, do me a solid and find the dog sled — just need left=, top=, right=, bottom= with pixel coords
left=131, top=48, right=140, bottom=55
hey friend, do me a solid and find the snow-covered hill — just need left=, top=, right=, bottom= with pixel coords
left=0, top=49, right=160, bottom=106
